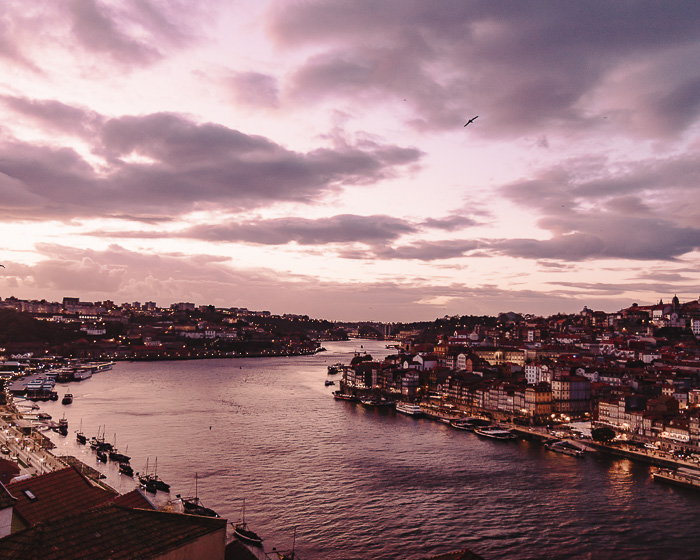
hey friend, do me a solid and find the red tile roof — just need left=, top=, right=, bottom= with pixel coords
left=6, top=466, right=117, bottom=527
left=0, top=504, right=227, bottom=559
left=0, top=458, right=21, bottom=486
left=109, top=488, right=155, bottom=510
left=0, top=482, right=17, bottom=510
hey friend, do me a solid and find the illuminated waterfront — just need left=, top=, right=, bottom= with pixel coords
left=34, top=340, right=700, bottom=559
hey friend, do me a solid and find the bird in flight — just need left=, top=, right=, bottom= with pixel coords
left=464, top=116, right=478, bottom=126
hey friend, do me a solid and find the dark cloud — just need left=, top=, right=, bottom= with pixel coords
left=0, top=96, right=103, bottom=137
left=268, top=1, right=700, bottom=138
left=421, top=215, right=478, bottom=231
left=495, top=151, right=700, bottom=262
left=68, top=0, right=162, bottom=64
left=229, top=72, right=280, bottom=108
left=182, top=215, right=416, bottom=245
left=366, top=240, right=480, bottom=261
left=0, top=108, right=422, bottom=221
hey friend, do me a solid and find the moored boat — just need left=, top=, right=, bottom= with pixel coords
left=119, top=462, right=134, bottom=477
left=652, top=467, right=700, bottom=490
left=545, top=440, right=585, bottom=457
left=474, top=425, right=517, bottom=440
left=233, top=500, right=263, bottom=547
left=178, top=474, right=220, bottom=518
left=395, top=402, right=423, bottom=416
left=360, top=398, right=396, bottom=408
left=332, top=391, right=358, bottom=401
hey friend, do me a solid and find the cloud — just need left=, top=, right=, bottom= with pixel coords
left=182, top=214, right=416, bottom=245
left=0, top=96, right=104, bottom=137
left=0, top=243, right=634, bottom=321
left=67, top=0, right=197, bottom=66
left=0, top=107, right=423, bottom=221
left=267, top=1, right=700, bottom=138
left=229, top=72, right=280, bottom=108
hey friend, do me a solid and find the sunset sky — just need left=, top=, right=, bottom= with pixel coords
left=1, top=1, right=700, bottom=322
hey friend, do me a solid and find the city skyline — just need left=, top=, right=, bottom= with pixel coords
left=1, top=2, right=700, bottom=322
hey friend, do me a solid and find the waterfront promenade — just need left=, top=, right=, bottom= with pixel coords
left=0, top=410, right=66, bottom=476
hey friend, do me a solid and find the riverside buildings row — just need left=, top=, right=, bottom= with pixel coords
left=4, top=293, right=700, bottom=451
left=341, top=295, right=700, bottom=453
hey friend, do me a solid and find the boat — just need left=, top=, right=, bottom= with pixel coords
left=108, top=434, right=130, bottom=462
left=233, top=500, right=263, bottom=547
left=178, top=474, right=220, bottom=518
left=119, top=462, right=134, bottom=477
left=138, top=458, right=170, bottom=492
left=652, top=467, right=700, bottom=490
left=395, top=402, right=423, bottom=416
left=96, top=450, right=108, bottom=462
left=545, top=440, right=585, bottom=457
left=62, top=393, right=73, bottom=405
left=58, top=417, right=68, bottom=436
left=72, top=367, right=93, bottom=381
left=324, top=380, right=335, bottom=386
left=110, top=449, right=131, bottom=463
left=450, top=417, right=490, bottom=431
left=327, top=363, right=343, bottom=374
left=332, top=391, right=358, bottom=401
left=360, top=398, right=395, bottom=408
left=0, top=444, right=9, bottom=455
left=76, top=419, right=87, bottom=444
left=474, top=425, right=517, bottom=440
left=37, top=412, right=52, bottom=420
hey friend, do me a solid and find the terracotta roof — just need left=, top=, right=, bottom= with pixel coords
left=0, top=504, right=227, bottom=559
left=109, top=488, right=156, bottom=510
left=0, top=458, right=21, bottom=485
left=6, top=466, right=117, bottom=527
left=0, top=482, right=17, bottom=510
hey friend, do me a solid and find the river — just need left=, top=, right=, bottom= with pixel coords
left=33, top=339, right=700, bottom=559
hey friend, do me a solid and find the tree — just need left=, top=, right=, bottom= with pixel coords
left=591, top=426, right=616, bottom=443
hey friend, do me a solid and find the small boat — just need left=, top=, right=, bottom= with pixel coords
left=450, top=417, right=490, bottom=431
left=233, top=500, right=263, bottom=547
left=332, top=391, right=358, bottom=401
left=0, top=444, right=9, bottom=455
left=49, top=391, right=59, bottom=401
left=652, top=467, right=700, bottom=490
left=61, top=393, right=73, bottom=405
left=58, top=417, right=68, bottom=436
left=119, top=462, right=134, bottom=477
left=37, top=412, right=52, bottom=420
left=474, top=426, right=517, bottom=440
left=360, top=398, right=395, bottom=408
left=179, top=474, right=220, bottom=518
left=545, top=440, right=585, bottom=457
left=327, top=363, right=343, bottom=374
left=109, top=450, right=131, bottom=463
left=76, top=419, right=87, bottom=444
left=395, top=402, right=423, bottom=416
left=96, top=450, right=108, bottom=462
left=138, top=458, right=170, bottom=492
left=324, top=380, right=335, bottom=386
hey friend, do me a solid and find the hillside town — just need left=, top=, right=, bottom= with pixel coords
left=337, top=295, right=700, bottom=456
left=2, top=293, right=700, bottom=456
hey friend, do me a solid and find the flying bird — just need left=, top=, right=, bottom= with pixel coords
left=464, top=116, right=478, bottom=126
